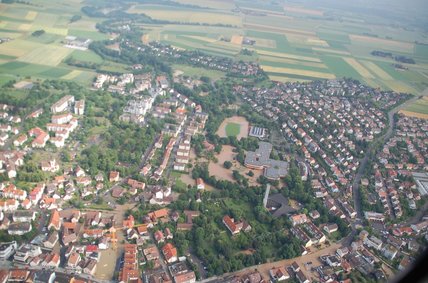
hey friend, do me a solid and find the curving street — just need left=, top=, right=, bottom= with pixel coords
left=351, top=89, right=427, bottom=222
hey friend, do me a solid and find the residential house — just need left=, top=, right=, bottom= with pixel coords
left=43, top=231, right=59, bottom=249
left=196, top=178, right=205, bottom=190
left=222, top=215, right=251, bottom=235
left=12, top=211, right=36, bottom=222
left=324, top=223, right=338, bottom=234
left=269, top=267, right=290, bottom=281
left=48, top=210, right=61, bottom=231
left=174, top=271, right=196, bottom=283
left=109, top=171, right=120, bottom=182
left=41, top=159, right=59, bottom=173
left=162, top=243, right=178, bottom=263
left=290, top=214, right=308, bottom=226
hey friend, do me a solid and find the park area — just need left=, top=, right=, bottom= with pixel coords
left=216, top=116, right=249, bottom=140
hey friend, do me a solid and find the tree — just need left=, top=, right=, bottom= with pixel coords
left=32, top=30, right=45, bottom=37
left=223, top=161, right=232, bottom=169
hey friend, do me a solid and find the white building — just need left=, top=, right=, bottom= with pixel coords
left=51, top=95, right=75, bottom=113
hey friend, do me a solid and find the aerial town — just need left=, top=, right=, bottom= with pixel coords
left=0, top=1, right=427, bottom=283
left=0, top=67, right=426, bottom=283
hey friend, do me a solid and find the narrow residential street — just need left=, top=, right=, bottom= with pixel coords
left=351, top=89, right=426, bottom=221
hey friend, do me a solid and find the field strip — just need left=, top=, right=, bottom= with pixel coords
left=307, top=38, right=329, bottom=47
left=361, top=61, right=394, bottom=80
left=343, top=57, right=375, bottom=79
left=268, top=75, right=311, bottom=83
left=175, top=0, right=234, bottom=10
left=349, top=34, right=414, bottom=52
left=262, top=65, right=335, bottom=79
left=399, top=110, right=428, bottom=119
left=131, top=9, right=242, bottom=26
left=0, top=31, right=22, bottom=39
left=19, top=24, right=32, bottom=31
left=182, top=35, right=218, bottom=43
left=285, top=34, right=328, bottom=47
left=18, top=45, right=73, bottom=66
left=260, top=55, right=328, bottom=68
left=284, top=6, right=324, bottom=16
left=25, top=11, right=38, bottom=21
left=197, top=45, right=238, bottom=55
left=312, top=47, right=350, bottom=55
left=43, top=27, right=68, bottom=36
left=256, top=49, right=322, bottom=62
left=247, top=37, right=277, bottom=48
left=268, top=14, right=294, bottom=20
left=230, top=35, right=243, bottom=45
left=363, top=78, right=383, bottom=89
left=61, top=70, right=82, bottom=80
left=241, top=7, right=286, bottom=16
left=207, top=41, right=241, bottom=51
left=0, top=40, right=43, bottom=57
left=385, top=80, right=417, bottom=94
left=244, top=23, right=316, bottom=36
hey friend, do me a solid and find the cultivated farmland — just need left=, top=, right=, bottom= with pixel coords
left=0, top=1, right=109, bottom=85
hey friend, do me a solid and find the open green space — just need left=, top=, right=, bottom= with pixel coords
left=68, top=50, right=104, bottom=64
left=172, top=64, right=225, bottom=80
left=225, top=123, right=241, bottom=137
left=404, top=98, right=428, bottom=115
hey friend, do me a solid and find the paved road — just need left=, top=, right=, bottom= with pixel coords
left=188, top=247, right=208, bottom=279
left=200, top=239, right=345, bottom=283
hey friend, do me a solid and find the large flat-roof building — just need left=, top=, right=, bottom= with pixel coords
left=413, top=172, right=428, bottom=196
left=244, top=142, right=288, bottom=180
left=249, top=126, right=267, bottom=139
left=51, top=95, right=75, bottom=114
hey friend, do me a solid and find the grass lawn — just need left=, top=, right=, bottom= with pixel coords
left=225, top=123, right=241, bottom=137
left=69, top=49, right=104, bottom=64
left=172, top=64, right=225, bottom=80
left=0, top=74, right=17, bottom=86
left=87, top=204, right=113, bottom=211
left=68, top=29, right=110, bottom=41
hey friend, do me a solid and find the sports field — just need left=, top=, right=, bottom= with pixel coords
left=225, top=123, right=241, bottom=137
left=217, top=116, right=249, bottom=141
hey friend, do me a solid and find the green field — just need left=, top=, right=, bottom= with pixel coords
left=129, top=1, right=428, bottom=95
left=68, top=50, right=104, bottom=64
left=404, top=98, right=428, bottom=115
left=225, top=123, right=241, bottom=137
left=172, top=64, right=225, bottom=81
left=0, top=1, right=108, bottom=85
left=1, top=0, right=427, bottom=94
